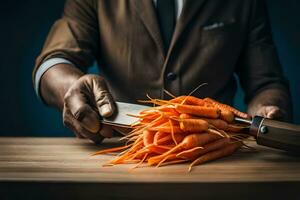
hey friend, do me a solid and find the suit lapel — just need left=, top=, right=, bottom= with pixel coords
left=132, top=0, right=207, bottom=60
left=167, top=0, right=207, bottom=55
left=132, top=0, right=165, bottom=57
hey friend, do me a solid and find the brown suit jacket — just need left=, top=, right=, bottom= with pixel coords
left=33, top=0, right=291, bottom=109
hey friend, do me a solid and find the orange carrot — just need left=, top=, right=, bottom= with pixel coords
left=179, top=113, right=228, bottom=130
left=202, top=118, right=228, bottom=130
left=139, top=113, right=161, bottom=120
left=156, top=154, right=178, bottom=167
left=169, top=119, right=178, bottom=145
left=148, top=122, right=183, bottom=134
left=220, top=109, right=234, bottom=123
left=156, top=105, right=178, bottom=113
left=204, top=97, right=250, bottom=119
left=143, top=130, right=155, bottom=147
left=176, top=137, right=230, bottom=160
left=148, top=126, right=183, bottom=133
left=175, top=104, right=221, bottom=118
left=188, top=141, right=241, bottom=171
left=158, top=159, right=188, bottom=167
left=179, top=119, right=209, bottom=132
left=147, top=118, right=168, bottom=128
left=147, top=133, right=222, bottom=164
left=179, top=113, right=194, bottom=119
left=109, top=141, right=144, bottom=164
left=147, top=145, right=172, bottom=154
left=149, top=153, right=187, bottom=166
left=153, top=131, right=168, bottom=145
left=226, top=124, right=247, bottom=132
left=92, top=144, right=132, bottom=156
left=170, top=96, right=205, bottom=106
left=156, top=133, right=186, bottom=145
left=176, top=133, right=222, bottom=150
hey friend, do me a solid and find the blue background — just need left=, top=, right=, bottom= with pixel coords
left=0, top=0, right=299, bottom=136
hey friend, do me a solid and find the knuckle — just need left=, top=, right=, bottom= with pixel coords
left=95, top=90, right=110, bottom=102
left=93, top=75, right=108, bottom=89
left=81, top=74, right=99, bottom=83
left=82, top=74, right=94, bottom=79
left=73, top=105, right=90, bottom=121
left=96, top=76, right=105, bottom=84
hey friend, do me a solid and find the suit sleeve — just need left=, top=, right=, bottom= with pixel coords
left=236, top=0, right=293, bottom=120
left=32, top=0, right=99, bottom=85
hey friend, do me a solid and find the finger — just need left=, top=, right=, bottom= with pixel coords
left=189, top=142, right=240, bottom=171
left=63, top=107, right=84, bottom=138
left=63, top=106, right=104, bottom=144
left=64, top=91, right=100, bottom=133
left=256, top=106, right=283, bottom=120
left=266, top=107, right=282, bottom=119
left=92, top=78, right=116, bottom=117
left=73, top=119, right=104, bottom=144
left=255, top=107, right=268, bottom=118
left=99, top=124, right=114, bottom=138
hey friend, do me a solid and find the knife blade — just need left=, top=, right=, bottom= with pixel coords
left=100, top=102, right=150, bottom=128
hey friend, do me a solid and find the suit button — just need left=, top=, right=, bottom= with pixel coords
left=166, top=72, right=177, bottom=81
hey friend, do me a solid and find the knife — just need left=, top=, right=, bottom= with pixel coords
left=102, top=102, right=300, bottom=153
left=101, top=102, right=150, bottom=128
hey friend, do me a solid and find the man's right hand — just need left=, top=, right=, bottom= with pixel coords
left=40, top=64, right=115, bottom=143
left=63, top=74, right=116, bottom=143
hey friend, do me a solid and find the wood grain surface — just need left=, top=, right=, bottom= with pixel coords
left=0, top=137, right=300, bottom=200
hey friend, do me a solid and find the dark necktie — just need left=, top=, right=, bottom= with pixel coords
left=156, top=0, right=176, bottom=52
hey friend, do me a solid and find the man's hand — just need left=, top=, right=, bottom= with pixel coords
left=62, top=74, right=115, bottom=143
left=40, top=64, right=116, bottom=143
left=247, top=88, right=292, bottom=121
left=255, top=105, right=286, bottom=120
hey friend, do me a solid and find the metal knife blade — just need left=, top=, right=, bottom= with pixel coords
left=100, top=102, right=150, bottom=128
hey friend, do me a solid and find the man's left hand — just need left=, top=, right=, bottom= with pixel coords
left=254, top=105, right=286, bottom=120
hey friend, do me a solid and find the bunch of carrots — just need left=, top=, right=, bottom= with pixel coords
left=93, top=95, right=252, bottom=172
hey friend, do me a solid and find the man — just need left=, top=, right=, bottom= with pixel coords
left=33, top=0, right=292, bottom=154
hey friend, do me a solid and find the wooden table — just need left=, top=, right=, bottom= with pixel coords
left=0, top=137, right=300, bottom=200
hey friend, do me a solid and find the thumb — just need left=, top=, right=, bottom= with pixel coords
left=92, top=76, right=116, bottom=117
left=265, top=106, right=283, bottom=119
left=256, top=105, right=283, bottom=120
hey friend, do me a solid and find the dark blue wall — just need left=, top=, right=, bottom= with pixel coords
left=0, top=0, right=299, bottom=136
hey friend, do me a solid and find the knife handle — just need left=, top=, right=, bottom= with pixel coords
left=250, top=116, right=300, bottom=153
